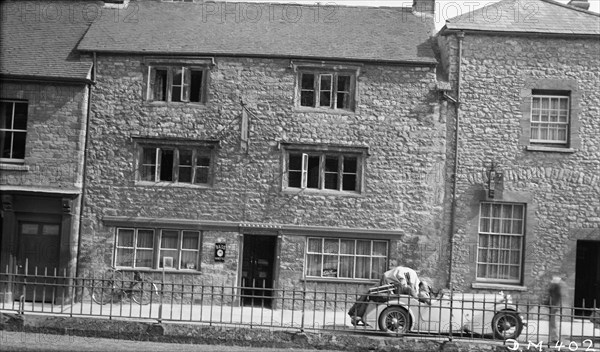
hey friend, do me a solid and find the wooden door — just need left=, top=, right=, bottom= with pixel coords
left=241, top=235, right=276, bottom=308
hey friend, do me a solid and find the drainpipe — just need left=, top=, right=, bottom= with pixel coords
left=75, top=52, right=96, bottom=278
left=447, top=31, right=464, bottom=290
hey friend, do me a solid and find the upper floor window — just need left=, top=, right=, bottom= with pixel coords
left=136, top=140, right=216, bottom=186
left=0, top=100, right=28, bottom=163
left=147, top=65, right=207, bottom=103
left=530, top=91, right=570, bottom=146
left=298, top=71, right=356, bottom=111
left=476, top=202, right=525, bottom=284
left=283, top=145, right=366, bottom=193
left=115, top=228, right=201, bottom=270
left=305, top=237, right=388, bottom=280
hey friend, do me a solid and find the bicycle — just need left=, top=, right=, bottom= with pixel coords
left=90, top=268, right=158, bottom=305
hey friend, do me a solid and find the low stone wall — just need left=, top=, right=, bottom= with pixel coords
left=0, top=312, right=537, bottom=351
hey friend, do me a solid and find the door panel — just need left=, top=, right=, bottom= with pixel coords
left=241, top=235, right=276, bottom=308
left=17, top=221, right=61, bottom=302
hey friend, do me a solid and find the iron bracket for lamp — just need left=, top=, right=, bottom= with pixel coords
left=487, top=162, right=504, bottom=199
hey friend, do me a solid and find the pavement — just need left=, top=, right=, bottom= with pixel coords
left=1, top=297, right=599, bottom=346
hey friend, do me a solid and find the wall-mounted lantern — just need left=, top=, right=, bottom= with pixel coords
left=487, top=163, right=503, bottom=199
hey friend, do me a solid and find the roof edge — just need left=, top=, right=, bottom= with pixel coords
left=75, top=50, right=438, bottom=66
left=0, top=74, right=93, bottom=85
left=441, top=27, right=600, bottom=38
left=539, top=0, right=600, bottom=17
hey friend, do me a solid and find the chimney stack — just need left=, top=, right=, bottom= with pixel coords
left=568, top=0, right=590, bottom=10
left=413, top=0, right=435, bottom=15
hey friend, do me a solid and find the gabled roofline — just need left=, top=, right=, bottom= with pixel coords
left=77, top=50, right=438, bottom=66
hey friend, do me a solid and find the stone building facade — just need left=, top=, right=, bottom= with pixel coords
left=74, top=0, right=448, bottom=307
left=0, top=0, right=96, bottom=302
left=438, top=0, right=600, bottom=311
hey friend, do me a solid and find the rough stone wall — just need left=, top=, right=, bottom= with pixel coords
left=442, top=33, right=600, bottom=302
left=0, top=81, right=88, bottom=189
left=80, top=55, right=448, bottom=291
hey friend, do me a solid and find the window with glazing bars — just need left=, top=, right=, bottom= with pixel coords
left=287, top=152, right=360, bottom=192
left=139, top=146, right=212, bottom=185
left=530, top=93, right=570, bottom=145
left=0, top=100, right=28, bottom=162
left=299, top=71, right=354, bottom=111
left=305, top=238, right=387, bottom=280
left=476, top=203, right=525, bottom=283
left=115, top=228, right=201, bottom=270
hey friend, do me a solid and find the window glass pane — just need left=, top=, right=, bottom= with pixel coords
left=356, top=240, right=370, bottom=255
left=179, top=168, right=192, bottom=183
left=181, top=251, right=198, bottom=270
left=307, top=238, right=322, bottom=253
left=355, top=257, right=370, bottom=279
left=182, top=231, right=199, bottom=249
left=323, top=239, right=338, bottom=254
left=343, top=157, right=357, bottom=173
left=301, top=73, right=314, bottom=89
left=1, top=102, right=14, bottom=129
left=173, top=68, right=183, bottom=84
left=195, top=167, right=209, bottom=184
left=153, top=69, right=167, bottom=101
left=322, top=255, right=338, bottom=277
left=136, top=249, right=153, bottom=268
left=161, top=230, right=179, bottom=249
left=319, top=75, right=332, bottom=107
left=372, top=241, right=387, bottom=256
left=116, top=249, right=134, bottom=266
left=337, top=92, right=350, bottom=109
left=324, top=156, right=339, bottom=190
left=117, top=229, right=134, bottom=247
left=325, top=173, right=338, bottom=190
left=42, top=224, right=60, bottom=235
left=325, top=156, right=338, bottom=172
left=478, top=234, right=489, bottom=248
left=371, top=257, right=387, bottom=279
left=337, top=75, right=351, bottom=92
left=11, top=132, right=26, bottom=159
left=160, top=250, right=178, bottom=268
left=306, top=155, right=320, bottom=189
left=320, top=75, right=332, bottom=90
left=319, top=91, right=331, bottom=107
left=179, top=149, right=193, bottom=183
left=1, top=134, right=11, bottom=159
left=340, top=240, right=354, bottom=254
left=13, top=103, right=28, bottom=130
left=301, top=91, right=314, bottom=107
left=160, top=149, right=174, bottom=181
left=137, top=229, right=154, bottom=248
left=306, top=254, right=321, bottom=276
left=190, top=70, right=203, bottom=103
left=342, top=174, right=357, bottom=191
left=480, top=218, right=490, bottom=233
left=338, top=257, right=353, bottom=278
left=21, top=224, right=39, bottom=235
left=141, top=148, right=156, bottom=181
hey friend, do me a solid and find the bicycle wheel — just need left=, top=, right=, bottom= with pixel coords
left=131, top=279, right=157, bottom=305
left=91, top=269, right=123, bottom=305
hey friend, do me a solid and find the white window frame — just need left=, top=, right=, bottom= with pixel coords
left=115, top=228, right=201, bottom=271
left=476, top=202, right=525, bottom=284
left=530, top=94, right=570, bottom=145
left=0, top=100, right=28, bottom=163
left=304, top=237, right=388, bottom=280
left=298, top=71, right=356, bottom=111
left=147, top=65, right=207, bottom=103
left=285, top=151, right=362, bottom=193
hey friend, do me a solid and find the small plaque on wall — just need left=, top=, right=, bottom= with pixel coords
left=215, top=243, right=226, bottom=262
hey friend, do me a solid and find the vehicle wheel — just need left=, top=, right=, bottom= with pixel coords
left=492, top=310, right=523, bottom=340
left=91, top=270, right=122, bottom=305
left=378, top=306, right=411, bottom=334
left=131, top=280, right=157, bottom=305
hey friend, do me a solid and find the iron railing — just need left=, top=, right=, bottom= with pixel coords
left=0, top=266, right=598, bottom=348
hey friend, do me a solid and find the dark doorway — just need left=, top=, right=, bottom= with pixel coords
left=16, top=221, right=61, bottom=302
left=574, top=240, right=600, bottom=316
left=241, top=234, right=276, bottom=308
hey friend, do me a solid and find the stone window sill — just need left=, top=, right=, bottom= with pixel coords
left=526, top=145, right=575, bottom=153
left=281, top=188, right=364, bottom=198
left=0, top=163, right=29, bottom=171
left=472, top=282, right=528, bottom=292
left=294, top=106, right=356, bottom=116
left=135, top=181, right=211, bottom=189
